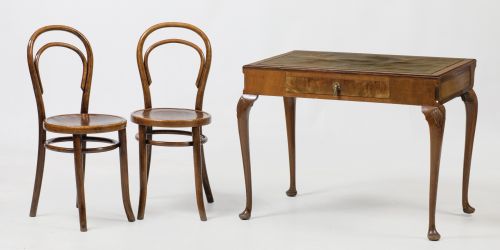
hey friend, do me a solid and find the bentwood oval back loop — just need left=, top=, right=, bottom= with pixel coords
left=136, top=22, right=212, bottom=110
left=27, top=25, right=94, bottom=118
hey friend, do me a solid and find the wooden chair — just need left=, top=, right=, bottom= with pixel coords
left=27, top=25, right=135, bottom=232
left=132, top=22, right=214, bottom=221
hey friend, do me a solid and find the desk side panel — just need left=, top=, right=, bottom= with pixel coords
left=437, top=61, right=475, bottom=103
left=244, top=68, right=285, bottom=96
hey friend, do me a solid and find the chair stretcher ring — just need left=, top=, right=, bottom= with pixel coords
left=45, top=136, right=120, bottom=153
left=134, top=129, right=207, bottom=147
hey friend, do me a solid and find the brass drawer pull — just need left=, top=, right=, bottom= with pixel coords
left=332, top=82, right=341, bottom=96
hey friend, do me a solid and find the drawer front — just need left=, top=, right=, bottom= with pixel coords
left=285, top=74, right=390, bottom=99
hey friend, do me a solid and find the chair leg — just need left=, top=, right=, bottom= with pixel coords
left=82, top=135, right=87, bottom=178
left=76, top=135, right=87, bottom=208
left=118, top=129, right=136, bottom=222
left=192, top=127, right=207, bottom=221
left=29, top=129, right=46, bottom=217
left=137, top=125, right=148, bottom=220
left=146, top=126, right=153, bottom=180
left=201, top=144, right=214, bottom=203
left=73, top=135, right=87, bottom=232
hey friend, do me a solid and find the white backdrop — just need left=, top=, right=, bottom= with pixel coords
left=1, top=0, right=500, bottom=249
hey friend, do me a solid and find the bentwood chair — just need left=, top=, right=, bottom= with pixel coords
left=27, top=25, right=135, bottom=232
left=131, top=22, right=214, bottom=221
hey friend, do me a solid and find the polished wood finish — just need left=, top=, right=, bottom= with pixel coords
left=146, top=126, right=153, bottom=179
left=248, top=51, right=464, bottom=75
left=118, top=129, right=136, bottom=222
left=136, top=22, right=211, bottom=110
left=201, top=141, right=214, bottom=203
left=45, top=136, right=119, bottom=154
left=286, top=73, right=390, bottom=99
left=237, top=94, right=258, bottom=220
left=238, top=50, right=478, bottom=240
left=284, top=97, right=297, bottom=197
left=73, top=135, right=87, bottom=232
left=44, top=114, right=126, bottom=134
left=29, top=128, right=46, bottom=217
left=132, top=22, right=214, bottom=221
left=79, top=135, right=87, bottom=208
left=27, top=25, right=135, bottom=231
left=137, top=125, right=148, bottom=220
left=461, top=89, right=478, bottom=214
left=192, top=126, right=207, bottom=221
left=422, top=105, right=446, bottom=241
left=243, top=50, right=475, bottom=106
left=135, top=129, right=208, bottom=147
left=131, top=108, right=211, bottom=127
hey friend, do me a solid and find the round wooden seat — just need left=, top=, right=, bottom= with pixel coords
left=130, top=108, right=211, bottom=127
left=44, top=114, right=127, bottom=134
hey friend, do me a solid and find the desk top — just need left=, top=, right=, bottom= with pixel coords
left=244, top=50, right=473, bottom=77
left=242, top=50, right=476, bottom=106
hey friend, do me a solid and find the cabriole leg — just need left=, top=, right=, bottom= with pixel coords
left=422, top=105, right=446, bottom=241
left=461, top=90, right=478, bottom=214
left=237, top=94, right=258, bottom=220
left=284, top=97, right=297, bottom=197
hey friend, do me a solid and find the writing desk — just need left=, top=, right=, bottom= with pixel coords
left=236, top=50, right=477, bottom=241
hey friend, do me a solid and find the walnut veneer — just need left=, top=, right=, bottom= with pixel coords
left=237, top=50, right=478, bottom=241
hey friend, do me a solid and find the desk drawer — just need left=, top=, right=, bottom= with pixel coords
left=285, top=74, right=390, bottom=99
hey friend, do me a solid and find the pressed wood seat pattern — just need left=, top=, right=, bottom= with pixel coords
left=132, top=22, right=214, bottom=221
left=44, top=114, right=126, bottom=134
left=27, top=25, right=135, bottom=232
left=131, top=108, right=211, bottom=128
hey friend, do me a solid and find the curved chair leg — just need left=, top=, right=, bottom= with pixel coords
left=146, top=126, right=153, bottom=180
left=461, top=90, right=478, bottom=214
left=201, top=144, right=214, bottom=203
left=422, top=105, right=446, bottom=241
left=237, top=94, right=258, bottom=220
left=73, top=135, right=87, bottom=232
left=284, top=97, right=297, bottom=197
left=82, top=135, right=87, bottom=178
left=118, top=129, right=136, bottom=222
left=192, top=127, right=207, bottom=221
left=77, top=135, right=87, bottom=208
left=138, top=125, right=148, bottom=220
left=29, top=129, right=46, bottom=217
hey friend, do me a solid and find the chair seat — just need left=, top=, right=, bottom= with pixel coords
left=130, top=108, right=211, bottom=127
left=44, top=114, right=127, bottom=134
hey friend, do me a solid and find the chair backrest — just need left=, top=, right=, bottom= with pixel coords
left=27, top=25, right=94, bottom=125
left=136, top=22, right=212, bottom=111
